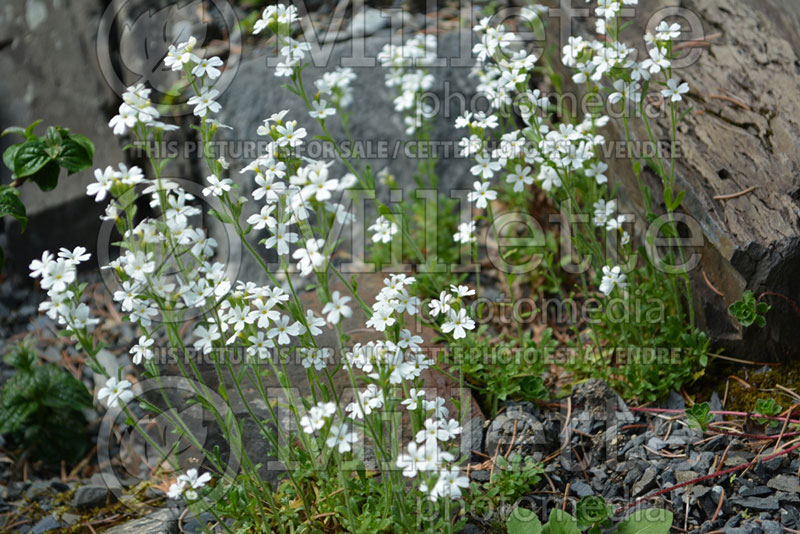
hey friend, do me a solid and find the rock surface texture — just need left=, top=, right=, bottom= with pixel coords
left=553, top=0, right=800, bottom=360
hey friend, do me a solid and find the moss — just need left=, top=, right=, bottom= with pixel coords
left=691, top=359, right=800, bottom=413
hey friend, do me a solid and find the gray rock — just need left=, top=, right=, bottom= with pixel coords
left=0, top=0, right=126, bottom=276
left=729, top=496, right=780, bottom=511
left=214, top=31, right=477, bottom=282
left=631, top=466, right=657, bottom=497
left=571, top=480, right=593, bottom=498
left=73, top=484, right=111, bottom=509
left=460, top=418, right=484, bottom=462
left=761, top=520, right=782, bottom=534
left=104, top=510, right=179, bottom=534
left=349, top=8, right=389, bottom=38
left=30, top=514, right=64, bottom=534
left=485, top=406, right=549, bottom=459
left=768, top=474, right=800, bottom=493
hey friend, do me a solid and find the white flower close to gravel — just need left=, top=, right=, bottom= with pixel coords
left=97, top=377, right=135, bottom=408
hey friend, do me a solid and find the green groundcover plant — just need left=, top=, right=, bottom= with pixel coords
left=20, top=0, right=716, bottom=530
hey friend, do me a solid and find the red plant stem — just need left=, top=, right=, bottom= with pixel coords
left=708, top=428, right=800, bottom=440
left=629, top=406, right=800, bottom=426
left=616, top=441, right=800, bottom=514
left=759, top=291, right=800, bottom=319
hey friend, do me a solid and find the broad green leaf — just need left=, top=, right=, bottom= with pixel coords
left=13, top=141, right=51, bottom=178
left=548, top=509, right=580, bottom=534
left=56, top=138, right=91, bottom=173
left=30, top=160, right=60, bottom=191
left=507, top=507, right=542, bottom=534
left=3, top=143, right=21, bottom=174
left=68, top=133, right=95, bottom=162
left=616, top=508, right=673, bottom=534
left=0, top=186, right=27, bottom=231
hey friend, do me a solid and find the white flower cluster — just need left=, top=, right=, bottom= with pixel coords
left=396, top=392, right=468, bottom=500
left=29, top=247, right=97, bottom=334
left=253, top=4, right=307, bottom=77
left=429, top=284, right=476, bottom=340
left=364, top=274, right=420, bottom=332
left=378, top=34, right=438, bottom=135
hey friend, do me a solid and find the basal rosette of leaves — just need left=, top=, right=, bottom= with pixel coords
left=17, top=0, right=714, bottom=530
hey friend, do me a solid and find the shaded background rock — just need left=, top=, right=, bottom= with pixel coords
left=548, top=0, right=800, bottom=360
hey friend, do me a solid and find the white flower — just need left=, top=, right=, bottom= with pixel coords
left=429, top=291, right=453, bottom=317
left=276, top=120, right=307, bottom=147
left=192, top=56, right=224, bottom=79
left=642, top=46, right=670, bottom=74
left=655, top=21, right=681, bottom=41
left=300, top=347, right=330, bottom=370
left=368, top=216, right=399, bottom=244
left=585, top=161, right=608, bottom=185
left=247, top=331, right=274, bottom=359
left=304, top=310, right=326, bottom=336
left=599, top=265, right=627, bottom=296
left=661, top=79, right=690, bottom=102
left=193, top=324, right=221, bottom=355
left=58, top=246, right=91, bottom=265
left=450, top=284, right=475, bottom=298
left=431, top=466, right=469, bottom=500
left=538, top=166, right=562, bottom=191
left=309, top=99, right=336, bottom=119
left=87, top=166, right=115, bottom=201
left=505, top=164, right=533, bottom=192
left=97, top=377, right=134, bottom=408
left=268, top=315, right=303, bottom=345
left=322, top=291, right=352, bottom=325
left=130, top=335, right=154, bottom=365
left=265, top=222, right=299, bottom=256
left=470, top=154, right=502, bottom=179
left=326, top=424, right=359, bottom=453
left=202, top=174, right=232, bottom=197
left=29, top=251, right=55, bottom=279
left=187, top=87, right=221, bottom=117
left=401, top=388, right=426, bottom=411
left=366, top=304, right=395, bottom=332
left=467, top=181, right=497, bottom=209
left=292, top=239, right=326, bottom=276
left=453, top=221, right=476, bottom=245
left=40, top=258, right=75, bottom=293
left=441, top=308, right=475, bottom=340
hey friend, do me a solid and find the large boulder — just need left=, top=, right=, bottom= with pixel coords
left=550, top=0, right=800, bottom=360
left=214, top=29, right=479, bottom=282
left=0, top=0, right=124, bottom=274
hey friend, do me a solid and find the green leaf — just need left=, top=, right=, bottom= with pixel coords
left=507, top=507, right=542, bottom=534
left=0, top=186, right=28, bottom=231
left=547, top=509, right=579, bottom=534
left=1, top=126, right=26, bottom=138
left=56, top=138, right=91, bottom=173
left=616, top=508, right=673, bottom=534
left=29, top=160, right=61, bottom=191
left=0, top=402, right=37, bottom=434
left=3, top=143, right=21, bottom=174
left=13, top=141, right=52, bottom=178
left=43, top=126, right=62, bottom=150
left=68, top=133, right=95, bottom=162
left=24, top=120, right=43, bottom=139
